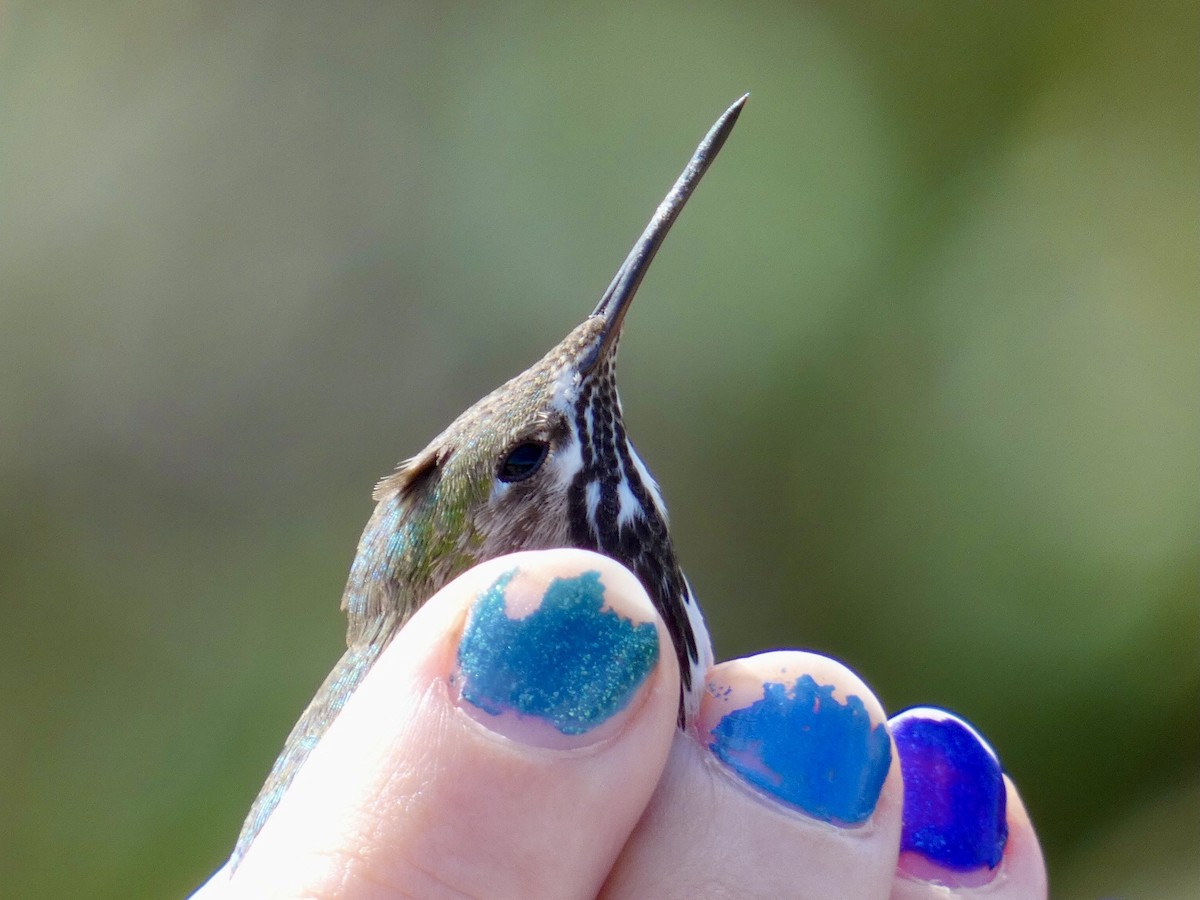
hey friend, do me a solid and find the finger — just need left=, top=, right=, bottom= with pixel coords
left=204, top=548, right=680, bottom=899
left=887, top=708, right=1048, bottom=900
left=602, top=651, right=903, bottom=899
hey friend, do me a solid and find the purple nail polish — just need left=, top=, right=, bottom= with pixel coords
left=892, top=710, right=1007, bottom=873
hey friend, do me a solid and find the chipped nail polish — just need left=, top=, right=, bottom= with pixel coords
left=457, top=568, right=659, bottom=737
left=708, top=674, right=892, bottom=825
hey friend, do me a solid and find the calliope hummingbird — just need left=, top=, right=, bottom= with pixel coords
left=234, top=95, right=748, bottom=861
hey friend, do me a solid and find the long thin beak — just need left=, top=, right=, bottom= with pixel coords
left=580, top=93, right=749, bottom=373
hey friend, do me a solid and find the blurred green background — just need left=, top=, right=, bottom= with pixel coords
left=1, top=2, right=1195, bottom=896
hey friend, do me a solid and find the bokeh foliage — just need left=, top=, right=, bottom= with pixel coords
left=1, top=2, right=1195, bottom=897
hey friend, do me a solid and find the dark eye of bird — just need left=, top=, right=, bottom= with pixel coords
left=497, top=440, right=549, bottom=483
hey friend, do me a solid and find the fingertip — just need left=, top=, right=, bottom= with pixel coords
left=888, top=707, right=1047, bottom=900
left=699, top=651, right=899, bottom=829
left=453, top=549, right=677, bottom=748
left=604, top=651, right=904, bottom=899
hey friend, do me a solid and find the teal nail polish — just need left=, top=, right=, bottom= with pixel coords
left=458, top=569, right=659, bottom=734
left=709, top=675, right=891, bottom=824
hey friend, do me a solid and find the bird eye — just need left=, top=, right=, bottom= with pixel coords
left=497, top=440, right=549, bottom=483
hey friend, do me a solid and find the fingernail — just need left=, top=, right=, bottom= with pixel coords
left=891, top=708, right=1008, bottom=886
left=702, top=669, right=892, bottom=825
left=456, top=565, right=660, bottom=746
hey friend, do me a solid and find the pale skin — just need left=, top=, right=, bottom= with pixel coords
left=195, top=549, right=1048, bottom=900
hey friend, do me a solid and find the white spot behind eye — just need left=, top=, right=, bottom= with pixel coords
left=553, top=434, right=583, bottom=486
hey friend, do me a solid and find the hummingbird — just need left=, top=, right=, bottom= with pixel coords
left=233, top=94, right=748, bottom=862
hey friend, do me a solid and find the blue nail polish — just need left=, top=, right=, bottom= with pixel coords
left=458, top=569, right=659, bottom=734
left=708, top=675, right=891, bottom=825
left=893, top=714, right=1007, bottom=871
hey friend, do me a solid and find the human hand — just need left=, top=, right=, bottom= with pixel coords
left=193, top=549, right=1047, bottom=899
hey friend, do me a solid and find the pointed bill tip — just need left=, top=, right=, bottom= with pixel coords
left=718, top=93, right=751, bottom=127
left=691, top=93, right=749, bottom=170
left=582, top=95, right=749, bottom=372
left=695, top=92, right=750, bottom=170
left=730, top=92, right=751, bottom=117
